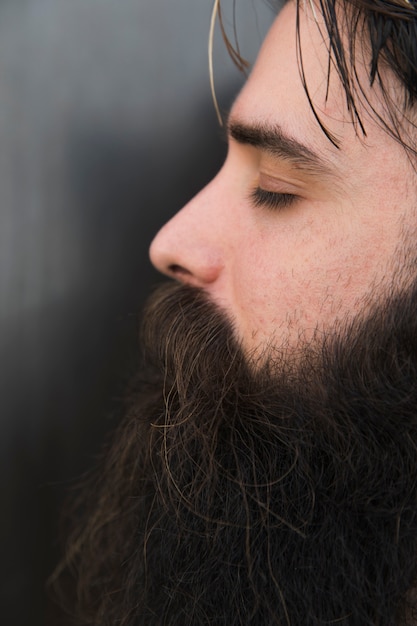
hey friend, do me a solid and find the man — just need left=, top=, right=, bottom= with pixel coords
left=53, top=0, right=417, bottom=624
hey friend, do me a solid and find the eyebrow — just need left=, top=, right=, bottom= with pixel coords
left=228, top=119, right=334, bottom=177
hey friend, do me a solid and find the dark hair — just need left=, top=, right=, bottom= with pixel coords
left=221, top=0, right=417, bottom=153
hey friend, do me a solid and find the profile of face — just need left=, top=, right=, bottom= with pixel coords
left=150, top=1, right=417, bottom=356
left=54, top=4, right=417, bottom=625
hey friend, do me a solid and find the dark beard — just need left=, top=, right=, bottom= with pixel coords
left=52, top=282, right=417, bottom=625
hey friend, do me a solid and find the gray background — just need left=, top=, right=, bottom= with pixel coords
left=0, top=1, right=274, bottom=624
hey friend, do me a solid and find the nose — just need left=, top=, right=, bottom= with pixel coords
left=149, top=181, right=225, bottom=288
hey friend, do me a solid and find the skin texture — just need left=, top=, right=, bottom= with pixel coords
left=149, top=1, right=417, bottom=356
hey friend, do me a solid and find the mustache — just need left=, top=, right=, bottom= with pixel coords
left=141, top=282, right=246, bottom=389
left=140, top=281, right=321, bottom=402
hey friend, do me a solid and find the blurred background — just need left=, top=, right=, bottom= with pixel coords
left=0, top=1, right=274, bottom=624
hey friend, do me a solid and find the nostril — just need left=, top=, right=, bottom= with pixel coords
left=169, top=264, right=192, bottom=278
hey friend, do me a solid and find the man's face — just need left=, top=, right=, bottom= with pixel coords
left=58, top=6, right=417, bottom=622
left=150, top=1, right=417, bottom=355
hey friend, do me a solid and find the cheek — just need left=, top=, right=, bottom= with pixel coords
left=231, top=222, right=391, bottom=343
left=232, top=241, right=320, bottom=335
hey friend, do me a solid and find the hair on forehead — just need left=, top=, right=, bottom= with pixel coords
left=216, top=0, right=417, bottom=155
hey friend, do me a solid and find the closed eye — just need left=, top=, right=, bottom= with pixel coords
left=249, top=187, right=298, bottom=211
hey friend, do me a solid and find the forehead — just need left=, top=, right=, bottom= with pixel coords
left=230, top=4, right=340, bottom=160
left=230, top=1, right=402, bottom=170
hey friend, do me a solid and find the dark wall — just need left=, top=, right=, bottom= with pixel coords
left=0, top=1, right=274, bottom=624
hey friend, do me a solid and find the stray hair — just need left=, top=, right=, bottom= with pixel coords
left=209, top=0, right=249, bottom=126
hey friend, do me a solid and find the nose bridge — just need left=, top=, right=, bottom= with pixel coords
left=149, top=172, right=227, bottom=287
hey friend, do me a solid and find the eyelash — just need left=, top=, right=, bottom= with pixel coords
left=250, top=187, right=298, bottom=211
